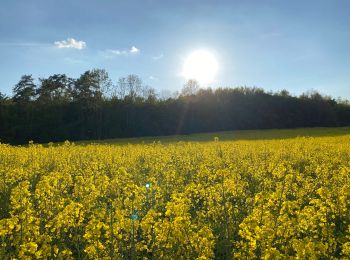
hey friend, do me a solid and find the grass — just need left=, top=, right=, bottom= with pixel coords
left=78, top=126, right=350, bottom=145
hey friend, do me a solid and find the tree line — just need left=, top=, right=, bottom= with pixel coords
left=1, top=69, right=350, bottom=144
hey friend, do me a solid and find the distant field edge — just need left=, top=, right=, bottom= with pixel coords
left=75, top=126, right=350, bottom=145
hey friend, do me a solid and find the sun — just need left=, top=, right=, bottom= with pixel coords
left=182, top=50, right=218, bottom=84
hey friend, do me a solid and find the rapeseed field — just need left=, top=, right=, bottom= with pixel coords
left=1, top=135, right=350, bottom=259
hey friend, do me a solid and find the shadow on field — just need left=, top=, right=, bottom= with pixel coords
left=78, top=126, right=350, bottom=145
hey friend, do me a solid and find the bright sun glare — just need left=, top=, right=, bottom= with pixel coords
left=183, top=50, right=218, bottom=84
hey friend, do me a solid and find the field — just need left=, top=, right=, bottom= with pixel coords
left=1, top=127, right=350, bottom=259
left=80, top=126, right=350, bottom=144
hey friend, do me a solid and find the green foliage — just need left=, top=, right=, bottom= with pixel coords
left=37, top=74, right=74, bottom=102
left=73, top=70, right=104, bottom=102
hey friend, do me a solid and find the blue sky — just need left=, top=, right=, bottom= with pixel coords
left=1, top=0, right=350, bottom=98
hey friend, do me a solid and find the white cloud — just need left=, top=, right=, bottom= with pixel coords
left=152, top=54, right=164, bottom=60
left=54, top=38, right=86, bottom=49
left=130, top=46, right=140, bottom=53
left=103, top=46, right=140, bottom=58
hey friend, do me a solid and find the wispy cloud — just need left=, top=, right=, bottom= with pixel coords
left=152, top=53, right=164, bottom=60
left=107, top=49, right=126, bottom=55
left=102, top=46, right=140, bottom=58
left=54, top=38, right=86, bottom=49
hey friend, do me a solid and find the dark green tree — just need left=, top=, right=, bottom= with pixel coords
left=72, top=69, right=112, bottom=139
left=37, top=74, right=74, bottom=102
left=73, top=69, right=112, bottom=102
left=12, top=75, right=36, bottom=103
left=0, top=91, right=9, bottom=102
left=1, top=69, right=350, bottom=144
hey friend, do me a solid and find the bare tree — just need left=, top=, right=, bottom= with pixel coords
left=113, top=77, right=127, bottom=99
left=126, top=74, right=143, bottom=100
left=114, top=74, right=144, bottom=101
left=181, top=79, right=200, bottom=96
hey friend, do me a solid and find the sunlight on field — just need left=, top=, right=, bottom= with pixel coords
left=1, top=133, right=350, bottom=258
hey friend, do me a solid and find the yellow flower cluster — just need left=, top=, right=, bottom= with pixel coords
left=0, top=136, right=350, bottom=259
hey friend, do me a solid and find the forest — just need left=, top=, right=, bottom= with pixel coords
left=1, top=69, right=350, bottom=144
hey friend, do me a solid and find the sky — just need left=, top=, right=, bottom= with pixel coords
left=1, top=0, right=350, bottom=98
